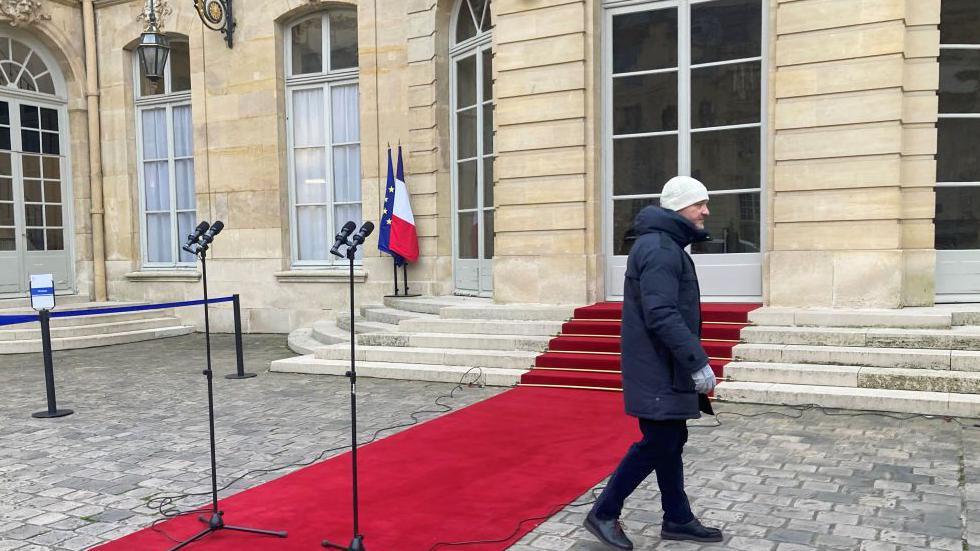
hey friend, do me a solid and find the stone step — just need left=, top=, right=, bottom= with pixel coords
left=725, top=362, right=980, bottom=394
left=2, top=325, right=194, bottom=354
left=715, top=381, right=980, bottom=419
left=269, top=355, right=523, bottom=387
left=0, top=317, right=181, bottom=341
left=397, top=317, right=563, bottom=337
left=312, top=319, right=353, bottom=345
left=749, top=307, right=953, bottom=329
left=382, top=295, right=489, bottom=315
left=286, top=328, right=321, bottom=356
left=335, top=314, right=398, bottom=334
left=356, top=332, right=552, bottom=352
left=360, top=305, right=433, bottom=325
left=438, top=304, right=575, bottom=321
left=734, top=343, right=980, bottom=371
left=741, top=325, right=980, bottom=350
left=313, top=344, right=538, bottom=370
left=0, top=294, right=91, bottom=309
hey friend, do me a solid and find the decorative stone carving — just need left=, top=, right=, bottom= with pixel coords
left=0, top=0, right=51, bottom=27
left=136, top=0, right=173, bottom=31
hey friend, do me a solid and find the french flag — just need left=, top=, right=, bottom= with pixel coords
left=378, top=146, right=419, bottom=263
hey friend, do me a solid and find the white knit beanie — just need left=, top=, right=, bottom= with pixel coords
left=659, top=176, right=709, bottom=211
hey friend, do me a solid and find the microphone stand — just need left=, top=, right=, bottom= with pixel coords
left=170, top=227, right=287, bottom=551
left=323, top=223, right=372, bottom=551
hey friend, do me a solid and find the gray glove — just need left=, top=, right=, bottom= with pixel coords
left=692, top=364, right=716, bottom=394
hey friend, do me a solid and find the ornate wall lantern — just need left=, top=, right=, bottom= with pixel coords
left=136, top=0, right=170, bottom=82
left=194, top=0, right=235, bottom=48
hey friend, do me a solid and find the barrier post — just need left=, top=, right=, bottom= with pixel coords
left=32, top=309, right=73, bottom=418
left=225, top=294, right=256, bottom=379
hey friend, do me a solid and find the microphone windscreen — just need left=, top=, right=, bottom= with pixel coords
left=341, top=220, right=356, bottom=234
left=359, top=221, right=375, bottom=237
left=195, top=220, right=210, bottom=234
left=209, top=220, right=225, bottom=236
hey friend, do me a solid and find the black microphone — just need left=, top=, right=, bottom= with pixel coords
left=199, top=220, right=224, bottom=245
left=350, top=221, right=375, bottom=248
left=330, top=220, right=357, bottom=257
left=182, top=221, right=210, bottom=253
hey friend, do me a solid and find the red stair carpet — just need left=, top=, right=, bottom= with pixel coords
left=520, top=302, right=760, bottom=391
left=94, top=386, right=637, bottom=551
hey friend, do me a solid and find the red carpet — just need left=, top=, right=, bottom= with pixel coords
left=520, top=302, right=760, bottom=390
left=94, top=387, right=637, bottom=550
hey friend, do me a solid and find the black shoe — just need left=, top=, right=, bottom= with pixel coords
left=661, top=518, right=724, bottom=542
left=583, top=511, right=633, bottom=550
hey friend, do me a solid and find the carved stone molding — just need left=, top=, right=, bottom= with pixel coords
left=136, top=0, right=173, bottom=31
left=0, top=0, right=52, bottom=27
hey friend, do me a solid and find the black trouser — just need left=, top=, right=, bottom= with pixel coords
left=592, top=418, right=694, bottom=524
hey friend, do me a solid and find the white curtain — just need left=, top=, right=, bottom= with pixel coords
left=141, top=105, right=196, bottom=265
left=293, top=88, right=329, bottom=260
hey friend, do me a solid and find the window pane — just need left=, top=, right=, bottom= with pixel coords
left=613, top=135, right=678, bottom=197
left=0, top=202, right=11, bottom=223
left=458, top=211, right=478, bottom=259
left=172, top=105, right=193, bottom=157
left=458, top=159, right=477, bottom=210
left=483, top=103, right=493, bottom=154
left=22, top=154, right=39, bottom=178
left=691, top=192, right=761, bottom=254
left=692, top=0, right=762, bottom=65
left=139, top=55, right=166, bottom=97
left=941, top=0, right=980, bottom=44
left=329, top=9, right=358, bottom=70
left=21, top=130, right=39, bottom=153
left=482, top=48, right=492, bottom=100
left=142, top=108, right=168, bottom=159
left=331, top=84, right=359, bottom=143
left=691, top=61, right=761, bottom=128
left=42, top=156, right=59, bottom=179
left=146, top=212, right=172, bottom=263
left=483, top=208, right=493, bottom=259
left=144, top=161, right=170, bottom=211
left=0, top=102, right=7, bottom=125
left=333, top=144, right=360, bottom=202
left=483, top=155, right=493, bottom=207
left=293, top=88, right=325, bottom=147
left=939, top=49, right=980, bottom=113
left=26, top=228, right=43, bottom=251
left=936, top=186, right=980, bottom=249
left=19, top=104, right=38, bottom=128
left=170, top=41, right=191, bottom=92
left=691, top=127, right=760, bottom=192
left=41, top=132, right=58, bottom=155
left=45, top=205, right=62, bottom=226
left=613, top=72, right=678, bottom=134
left=456, top=0, right=477, bottom=43
left=44, top=181, right=61, bottom=203
left=45, top=229, right=63, bottom=251
left=0, top=228, right=12, bottom=250
left=24, top=180, right=41, bottom=202
left=938, top=118, right=980, bottom=182
left=0, top=179, right=10, bottom=201
left=178, top=212, right=196, bottom=262
left=0, top=128, right=8, bottom=151
left=613, top=198, right=655, bottom=256
left=295, top=147, right=327, bottom=203
left=35, top=74, right=54, bottom=95
left=175, top=158, right=195, bottom=210
left=612, top=8, right=677, bottom=73
left=40, top=108, right=57, bottom=131
left=457, top=106, right=477, bottom=159
left=297, top=205, right=328, bottom=260
left=292, top=17, right=323, bottom=75
left=24, top=204, right=42, bottom=226
left=456, top=54, right=477, bottom=108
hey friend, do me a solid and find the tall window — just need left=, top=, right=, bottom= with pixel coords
left=134, top=39, right=195, bottom=267
left=607, top=0, right=762, bottom=256
left=286, top=9, right=361, bottom=264
left=937, top=1, right=980, bottom=250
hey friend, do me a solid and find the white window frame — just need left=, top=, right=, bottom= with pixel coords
left=285, top=11, right=361, bottom=267
left=600, top=0, right=767, bottom=299
left=133, top=45, right=195, bottom=269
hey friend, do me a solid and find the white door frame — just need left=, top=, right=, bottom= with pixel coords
left=600, top=0, right=766, bottom=302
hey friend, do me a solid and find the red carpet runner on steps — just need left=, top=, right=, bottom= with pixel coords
left=94, top=387, right=638, bottom=551
left=519, top=302, right=760, bottom=391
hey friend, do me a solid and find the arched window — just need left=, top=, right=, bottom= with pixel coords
left=450, top=0, right=494, bottom=295
left=285, top=8, right=361, bottom=264
left=0, top=37, right=57, bottom=95
left=133, top=38, right=195, bottom=267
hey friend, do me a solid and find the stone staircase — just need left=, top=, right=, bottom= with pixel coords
left=0, top=296, right=195, bottom=354
left=272, top=296, right=573, bottom=386
left=716, top=307, right=980, bottom=418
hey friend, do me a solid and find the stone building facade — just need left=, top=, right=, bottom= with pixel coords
left=0, top=0, right=975, bottom=332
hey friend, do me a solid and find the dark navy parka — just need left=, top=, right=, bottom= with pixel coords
left=621, top=205, right=714, bottom=420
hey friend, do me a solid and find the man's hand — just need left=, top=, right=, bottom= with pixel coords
left=692, top=364, right=716, bottom=394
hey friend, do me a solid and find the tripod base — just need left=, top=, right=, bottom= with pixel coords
left=323, top=534, right=365, bottom=550
left=168, top=511, right=287, bottom=551
left=225, top=373, right=257, bottom=379
left=32, top=409, right=73, bottom=418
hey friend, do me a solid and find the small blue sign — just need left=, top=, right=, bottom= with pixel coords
left=29, top=274, right=56, bottom=311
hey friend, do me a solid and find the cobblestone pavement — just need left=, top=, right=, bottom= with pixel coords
left=1, top=335, right=979, bottom=550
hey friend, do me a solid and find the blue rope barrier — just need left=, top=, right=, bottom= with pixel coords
left=0, top=296, right=236, bottom=328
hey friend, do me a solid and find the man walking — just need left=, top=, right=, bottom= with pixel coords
left=583, top=176, right=723, bottom=549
